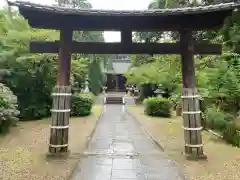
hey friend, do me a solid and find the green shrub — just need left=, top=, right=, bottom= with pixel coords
left=223, top=122, right=240, bottom=147
left=224, top=113, right=235, bottom=122
left=204, top=106, right=231, bottom=131
left=0, top=83, right=20, bottom=134
left=1, top=55, right=57, bottom=120
left=169, top=94, right=181, bottom=110
left=143, top=97, right=172, bottom=117
left=235, top=119, right=240, bottom=131
left=71, top=92, right=94, bottom=117
left=204, top=105, right=240, bottom=147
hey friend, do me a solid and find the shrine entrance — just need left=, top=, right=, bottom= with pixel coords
left=106, top=74, right=127, bottom=92
left=9, top=1, right=240, bottom=159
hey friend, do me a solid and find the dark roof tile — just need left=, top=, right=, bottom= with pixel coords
left=8, top=0, right=240, bottom=16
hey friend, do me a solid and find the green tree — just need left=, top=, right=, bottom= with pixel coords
left=0, top=8, right=88, bottom=119
left=126, top=55, right=181, bottom=93
left=55, top=0, right=92, bottom=8
left=222, top=11, right=240, bottom=53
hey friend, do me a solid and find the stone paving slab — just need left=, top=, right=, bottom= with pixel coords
left=70, top=105, right=186, bottom=180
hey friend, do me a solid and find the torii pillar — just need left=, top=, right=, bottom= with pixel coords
left=180, top=30, right=206, bottom=159
left=49, top=29, right=73, bottom=154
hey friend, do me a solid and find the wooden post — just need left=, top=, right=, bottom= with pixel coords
left=116, top=74, right=119, bottom=92
left=121, top=29, right=132, bottom=44
left=180, top=30, right=206, bottom=159
left=49, top=29, right=73, bottom=154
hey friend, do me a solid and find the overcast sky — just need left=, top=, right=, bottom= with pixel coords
left=1, top=0, right=152, bottom=42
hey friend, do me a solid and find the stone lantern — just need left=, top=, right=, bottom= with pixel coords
left=84, top=75, right=89, bottom=93
left=103, top=86, right=107, bottom=94
left=154, top=84, right=165, bottom=97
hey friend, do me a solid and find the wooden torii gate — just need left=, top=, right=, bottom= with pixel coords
left=9, top=1, right=240, bottom=159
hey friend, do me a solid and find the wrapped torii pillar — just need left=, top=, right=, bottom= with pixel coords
left=49, top=29, right=73, bottom=153
left=180, top=30, right=204, bottom=159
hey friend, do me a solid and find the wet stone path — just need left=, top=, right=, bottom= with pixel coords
left=70, top=105, right=186, bottom=180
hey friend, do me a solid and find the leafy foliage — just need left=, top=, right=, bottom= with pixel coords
left=143, top=97, right=172, bottom=117
left=55, top=0, right=92, bottom=8
left=130, top=55, right=154, bottom=67
left=223, top=122, right=240, bottom=147
left=125, top=55, right=181, bottom=95
left=0, top=83, right=19, bottom=134
left=204, top=105, right=230, bottom=131
left=88, top=55, right=105, bottom=95
left=197, top=53, right=240, bottom=115
left=222, top=11, right=240, bottom=53
left=71, top=92, right=94, bottom=116
left=0, top=6, right=100, bottom=120
left=0, top=9, right=58, bottom=119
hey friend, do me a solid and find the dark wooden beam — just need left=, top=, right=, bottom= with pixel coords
left=121, top=29, right=132, bottom=44
left=30, top=41, right=222, bottom=55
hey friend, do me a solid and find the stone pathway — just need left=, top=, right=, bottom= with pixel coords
left=70, top=105, right=186, bottom=180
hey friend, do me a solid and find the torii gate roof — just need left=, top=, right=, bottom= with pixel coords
left=8, top=1, right=240, bottom=31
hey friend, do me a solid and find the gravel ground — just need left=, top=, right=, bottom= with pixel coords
left=0, top=106, right=101, bottom=180
left=128, top=105, right=240, bottom=180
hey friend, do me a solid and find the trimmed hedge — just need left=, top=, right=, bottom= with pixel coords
left=0, top=83, right=20, bottom=134
left=71, top=92, right=94, bottom=117
left=143, top=97, right=172, bottom=117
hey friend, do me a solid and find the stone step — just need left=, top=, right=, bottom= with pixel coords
left=105, top=97, right=123, bottom=104
left=107, top=89, right=126, bottom=92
